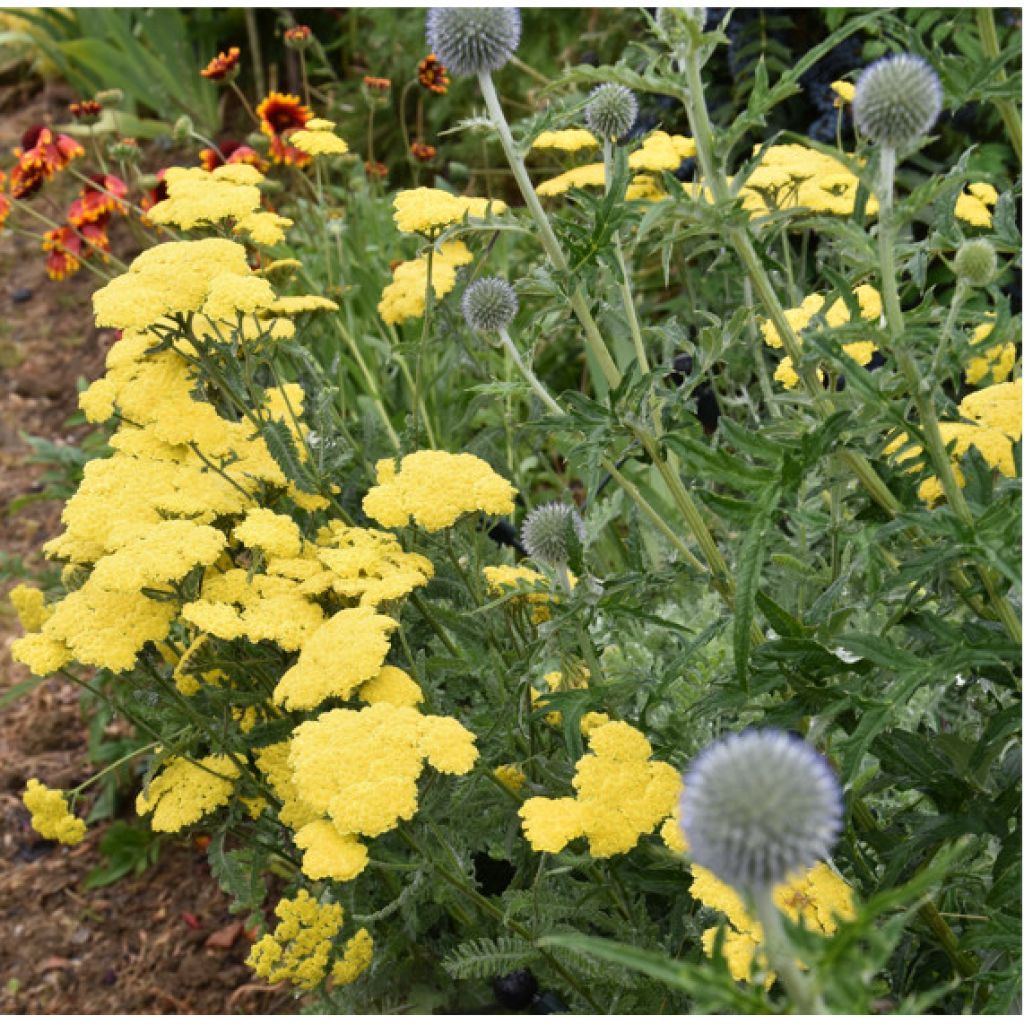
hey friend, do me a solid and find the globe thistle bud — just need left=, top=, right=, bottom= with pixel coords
left=681, top=729, right=843, bottom=891
left=462, top=276, right=518, bottom=332
left=425, top=8, right=522, bottom=78
left=521, top=502, right=585, bottom=569
left=585, top=83, right=639, bottom=141
left=852, top=54, right=942, bottom=148
left=953, top=238, right=998, bottom=288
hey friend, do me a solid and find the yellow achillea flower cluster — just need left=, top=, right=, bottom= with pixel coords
left=955, top=182, right=998, bottom=228
left=536, top=132, right=697, bottom=197
left=494, top=764, right=527, bottom=792
left=22, top=779, right=87, bottom=844
left=740, top=143, right=878, bottom=218
left=363, top=450, right=516, bottom=531
left=359, top=665, right=424, bottom=707
left=886, top=380, right=1021, bottom=504
left=148, top=164, right=265, bottom=228
left=272, top=607, right=399, bottom=710
left=290, top=118, right=350, bottom=157
left=247, top=890, right=371, bottom=990
left=378, top=239, right=474, bottom=325
left=660, top=811, right=855, bottom=983
left=758, top=285, right=883, bottom=391
left=392, top=187, right=507, bottom=234
left=519, top=721, right=679, bottom=856
left=286, top=703, right=478, bottom=871
left=831, top=80, right=856, bottom=105
left=136, top=754, right=240, bottom=832
left=531, top=128, right=599, bottom=152
left=965, top=317, right=1017, bottom=386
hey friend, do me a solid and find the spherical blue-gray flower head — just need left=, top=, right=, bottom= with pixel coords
left=852, top=54, right=943, bottom=148
left=521, top=501, right=585, bottom=569
left=425, top=8, right=522, bottom=78
left=462, top=276, right=518, bottom=332
left=681, top=729, right=843, bottom=891
left=585, top=83, right=639, bottom=141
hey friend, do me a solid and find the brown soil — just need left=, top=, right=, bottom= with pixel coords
left=0, top=83, right=294, bottom=1014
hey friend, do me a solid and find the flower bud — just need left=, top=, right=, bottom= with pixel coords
left=852, top=54, right=942, bottom=148
left=425, top=8, right=522, bottom=77
left=107, top=137, right=141, bottom=163
left=172, top=115, right=194, bottom=145
left=283, top=25, right=314, bottom=51
left=585, top=83, right=639, bottom=141
left=521, top=501, right=585, bottom=569
left=953, top=238, right=998, bottom=288
left=462, top=276, right=518, bottom=332
left=681, top=729, right=843, bottom=891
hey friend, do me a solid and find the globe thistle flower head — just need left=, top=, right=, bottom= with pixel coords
left=681, top=729, right=843, bottom=891
left=425, top=8, right=522, bottom=78
left=462, top=276, right=518, bottom=332
left=585, top=83, right=639, bottom=141
left=521, top=502, right=585, bottom=569
left=852, top=54, right=942, bottom=148
left=953, top=238, right=998, bottom=289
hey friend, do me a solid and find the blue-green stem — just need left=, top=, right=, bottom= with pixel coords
left=875, top=144, right=1021, bottom=644
left=752, top=886, right=828, bottom=1014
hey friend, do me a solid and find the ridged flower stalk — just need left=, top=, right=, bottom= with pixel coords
left=975, top=8, right=1022, bottom=164
left=873, top=145, right=1021, bottom=644
left=476, top=71, right=622, bottom=391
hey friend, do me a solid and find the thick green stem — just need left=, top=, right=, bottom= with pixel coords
left=753, top=887, right=828, bottom=1014
left=477, top=71, right=622, bottom=391
left=975, top=8, right=1022, bottom=164
left=876, top=146, right=1021, bottom=643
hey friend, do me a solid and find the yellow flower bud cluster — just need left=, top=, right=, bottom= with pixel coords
left=22, top=779, right=87, bottom=845
left=247, top=889, right=372, bottom=990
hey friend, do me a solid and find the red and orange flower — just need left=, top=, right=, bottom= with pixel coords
left=0, top=171, right=10, bottom=229
left=283, top=25, right=312, bottom=48
left=364, top=160, right=388, bottom=180
left=139, top=169, right=169, bottom=224
left=410, top=141, right=437, bottom=162
left=69, top=99, right=103, bottom=121
left=417, top=54, right=450, bottom=95
left=41, top=226, right=85, bottom=280
left=255, top=92, right=313, bottom=167
left=67, top=173, right=128, bottom=227
left=200, top=47, right=241, bottom=81
left=10, top=125, right=85, bottom=199
left=199, top=140, right=269, bottom=173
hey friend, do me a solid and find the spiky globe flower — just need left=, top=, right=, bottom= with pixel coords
left=425, top=8, right=522, bottom=78
left=852, top=54, right=942, bottom=148
left=462, top=276, right=518, bottom=332
left=953, top=238, right=998, bottom=289
left=521, top=502, right=585, bottom=569
left=585, top=83, right=639, bottom=141
left=681, top=729, right=843, bottom=892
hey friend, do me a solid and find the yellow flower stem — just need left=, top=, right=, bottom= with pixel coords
left=496, top=327, right=708, bottom=576
left=477, top=71, right=622, bottom=392
left=975, top=8, right=1023, bottom=164
left=876, top=145, right=1021, bottom=644
left=67, top=739, right=163, bottom=799
left=752, top=887, right=828, bottom=1014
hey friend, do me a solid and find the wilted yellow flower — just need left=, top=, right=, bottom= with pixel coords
left=831, top=80, right=855, bottom=105
left=494, top=763, right=527, bottom=792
